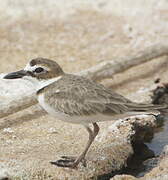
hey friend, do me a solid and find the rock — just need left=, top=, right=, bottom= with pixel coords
left=134, top=143, right=155, bottom=160
left=3, top=128, right=14, bottom=133
left=0, top=168, right=10, bottom=180
left=151, top=84, right=168, bottom=105
left=142, top=157, right=168, bottom=180
left=141, top=145, right=168, bottom=180
left=48, top=127, right=58, bottom=134
left=111, top=174, right=137, bottom=180
left=142, top=157, right=159, bottom=175
left=161, top=145, right=168, bottom=156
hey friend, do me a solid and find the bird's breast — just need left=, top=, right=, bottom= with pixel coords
left=37, top=93, right=71, bottom=121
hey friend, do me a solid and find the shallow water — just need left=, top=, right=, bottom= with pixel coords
left=146, top=116, right=168, bottom=156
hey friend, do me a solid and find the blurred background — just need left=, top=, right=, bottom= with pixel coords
left=0, top=0, right=167, bottom=73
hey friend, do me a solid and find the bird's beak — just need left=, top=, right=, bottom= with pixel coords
left=3, top=70, right=28, bottom=79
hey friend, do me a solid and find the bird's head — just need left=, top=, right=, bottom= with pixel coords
left=4, top=58, right=64, bottom=87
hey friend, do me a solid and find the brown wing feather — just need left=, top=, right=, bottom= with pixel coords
left=43, top=74, right=165, bottom=116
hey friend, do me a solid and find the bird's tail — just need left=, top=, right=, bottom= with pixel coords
left=126, top=102, right=167, bottom=112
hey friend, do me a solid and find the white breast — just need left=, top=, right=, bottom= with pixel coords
left=38, top=93, right=71, bottom=122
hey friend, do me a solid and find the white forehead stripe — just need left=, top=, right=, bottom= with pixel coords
left=24, top=63, right=50, bottom=71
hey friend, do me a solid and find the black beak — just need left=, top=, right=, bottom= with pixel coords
left=3, top=70, right=28, bottom=79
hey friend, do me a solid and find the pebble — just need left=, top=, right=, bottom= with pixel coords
left=3, top=128, right=14, bottom=133
left=48, top=128, right=58, bottom=134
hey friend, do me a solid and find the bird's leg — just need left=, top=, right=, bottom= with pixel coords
left=72, top=123, right=99, bottom=167
left=51, top=123, right=99, bottom=168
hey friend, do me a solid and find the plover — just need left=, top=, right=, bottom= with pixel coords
left=4, top=58, right=165, bottom=168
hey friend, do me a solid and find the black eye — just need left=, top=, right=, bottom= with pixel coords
left=34, top=67, right=44, bottom=73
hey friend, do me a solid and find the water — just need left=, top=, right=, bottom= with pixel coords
left=146, top=116, right=168, bottom=156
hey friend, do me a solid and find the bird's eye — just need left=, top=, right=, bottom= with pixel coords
left=34, top=67, right=44, bottom=73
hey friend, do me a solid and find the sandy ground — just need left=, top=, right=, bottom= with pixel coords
left=0, top=0, right=168, bottom=179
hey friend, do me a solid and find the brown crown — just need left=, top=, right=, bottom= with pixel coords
left=29, top=57, right=64, bottom=79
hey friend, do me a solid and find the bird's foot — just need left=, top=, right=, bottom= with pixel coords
left=60, top=155, right=77, bottom=161
left=50, top=156, right=78, bottom=168
left=50, top=156, right=86, bottom=168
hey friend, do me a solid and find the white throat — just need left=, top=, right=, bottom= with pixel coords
left=22, top=75, right=62, bottom=91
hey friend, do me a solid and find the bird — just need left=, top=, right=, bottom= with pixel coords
left=3, top=57, right=166, bottom=168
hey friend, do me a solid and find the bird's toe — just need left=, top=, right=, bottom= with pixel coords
left=50, top=158, right=77, bottom=168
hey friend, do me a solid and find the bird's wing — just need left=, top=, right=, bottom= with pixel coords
left=44, top=82, right=130, bottom=116
left=43, top=74, right=165, bottom=117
